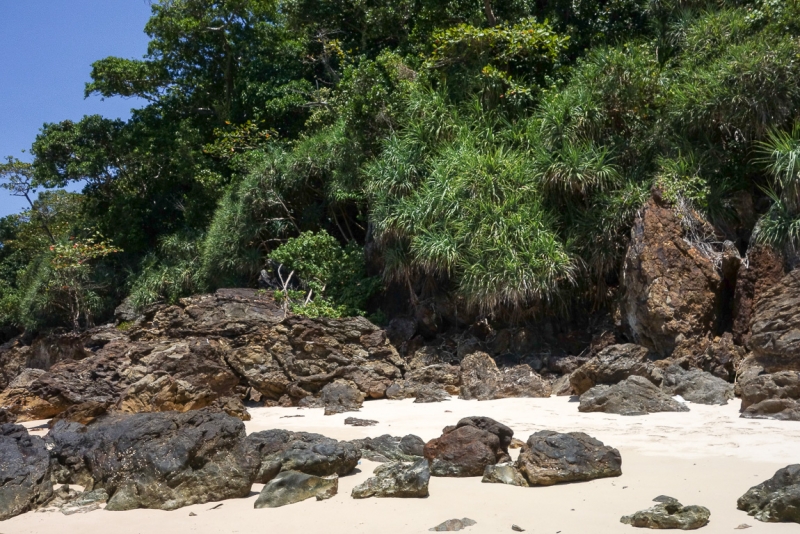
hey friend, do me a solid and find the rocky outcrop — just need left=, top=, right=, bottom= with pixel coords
left=0, top=424, right=53, bottom=520
left=350, top=434, right=425, bottom=462
left=579, top=376, right=690, bottom=415
left=459, top=352, right=551, bottom=400
left=621, top=497, right=711, bottom=529
left=246, top=429, right=360, bottom=483
left=516, top=431, right=622, bottom=486
left=569, top=344, right=660, bottom=395
left=47, top=409, right=257, bottom=511
left=253, top=471, right=338, bottom=508
left=739, top=371, right=800, bottom=421
left=320, top=379, right=364, bottom=415
left=620, top=195, right=722, bottom=358
left=660, top=366, right=733, bottom=405
left=737, top=464, right=800, bottom=523
left=748, top=270, right=800, bottom=372
left=351, top=459, right=430, bottom=498
left=423, top=417, right=513, bottom=477
left=733, top=244, right=786, bottom=346
left=670, top=333, right=746, bottom=382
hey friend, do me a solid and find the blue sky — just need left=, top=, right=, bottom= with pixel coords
left=0, top=1, right=153, bottom=217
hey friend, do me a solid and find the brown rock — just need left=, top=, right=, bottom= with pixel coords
left=620, top=195, right=721, bottom=357
left=748, top=270, right=800, bottom=372
left=733, top=244, right=786, bottom=346
left=459, top=352, right=550, bottom=400
left=569, top=344, right=660, bottom=395
left=739, top=371, right=800, bottom=421
left=516, top=431, right=622, bottom=486
left=423, top=417, right=512, bottom=477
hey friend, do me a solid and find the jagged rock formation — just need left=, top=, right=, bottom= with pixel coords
left=660, top=365, right=734, bottom=405
left=459, top=352, right=551, bottom=400
left=350, top=434, right=425, bottom=462
left=569, top=344, right=660, bottom=395
left=748, top=270, right=800, bottom=373
left=737, top=464, right=800, bottom=523
left=739, top=371, right=800, bottom=421
left=0, top=424, right=53, bottom=520
left=351, top=459, right=430, bottom=498
left=621, top=497, right=711, bottom=529
left=579, top=376, right=690, bottom=415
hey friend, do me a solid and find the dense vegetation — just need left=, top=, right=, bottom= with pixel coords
left=2, top=0, right=800, bottom=332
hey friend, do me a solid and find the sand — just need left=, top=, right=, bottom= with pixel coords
left=6, top=396, right=800, bottom=534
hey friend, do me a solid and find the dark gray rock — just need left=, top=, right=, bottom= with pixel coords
left=350, top=434, right=424, bottom=463
left=569, top=344, right=660, bottom=395
left=320, top=379, right=365, bottom=415
left=46, top=410, right=256, bottom=511
left=253, top=471, right=338, bottom=508
left=579, top=376, right=690, bottom=416
left=246, top=429, right=360, bottom=483
left=621, top=497, right=711, bottom=529
left=430, top=518, right=477, bottom=531
left=516, top=431, right=622, bottom=486
left=351, top=459, right=430, bottom=498
left=481, top=463, right=529, bottom=487
left=0, top=424, right=53, bottom=520
left=424, top=417, right=513, bottom=477
left=413, top=385, right=451, bottom=403
left=739, top=371, right=800, bottom=421
left=344, top=417, right=378, bottom=427
left=660, top=366, right=734, bottom=405
left=40, top=485, right=109, bottom=515
left=737, top=464, right=800, bottom=523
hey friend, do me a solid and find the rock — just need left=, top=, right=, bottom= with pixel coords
left=660, top=366, right=733, bottom=405
left=459, top=352, right=550, bottom=400
left=351, top=459, right=430, bottom=498
left=0, top=424, right=53, bottom=520
left=429, top=518, right=477, bottom=531
left=424, top=417, right=512, bottom=477
left=511, top=525, right=525, bottom=532
left=621, top=497, right=711, bottom=529
left=734, top=524, right=751, bottom=529
left=481, top=463, right=529, bottom=487
left=320, top=379, right=365, bottom=415
left=47, top=401, right=110, bottom=427
left=344, top=417, right=378, bottom=427
left=0, top=408, right=16, bottom=424
left=569, top=344, right=660, bottom=395
left=414, top=385, right=451, bottom=403
left=47, top=409, right=257, bottom=511
left=406, top=364, right=461, bottom=396
left=350, top=434, right=424, bottom=463
left=40, top=486, right=109, bottom=515
left=245, top=430, right=360, bottom=483
left=509, top=438, right=525, bottom=449
left=733, top=244, right=786, bottom=346
left=620, top=195, right=722, bottom=358
left=516, top=431, right=622, bottom=486
left=739, top=371, right=800, bottom=421
left=748, top=270, right=800, bottom=372
left=253, top=471, right=338, bottom=508
left=671, top=333, right=746, bottom=382
left=579, top=376, right=690, bottom=416
left=737, top=464, right=800, bottom=523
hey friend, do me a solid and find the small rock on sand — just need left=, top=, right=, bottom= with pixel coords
left=429, top=518, right=477, bottom=531
left=345, top=417, right=378, bottom=427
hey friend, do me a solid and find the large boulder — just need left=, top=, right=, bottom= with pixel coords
left=621, top=497, right=711, bottom=529
left=620, top=195, right=722, bottom=358
left=47, top=409, right=257, bottom=511
left=660, top=365, right=734, bottom=405
left=351, top=459, right=430, bottom=498
left=737, top=464, right=800, bottom=523
left=253, top=471, right=337, bottom=508
left=245, top=429, right=360, bottom=483
left=459, top=352, right=550, bottom=400
left=0, top=424, right=53, bottom=520
left=733, top=244, right=786, bottom=346
left=350, top=434, right=425, bottom=463
left=516, top=431, right=621, bottom=486
left=569, top=344, right=660, bottom=395
left=748, top=270, right=800, bottom=372
left=739, top=371, right=800, bottom=421
left=423, top=417, right=513, bottom=477
left=320, top=379, right=365, bottom=415
left=579, top=376, right=690, bottom=416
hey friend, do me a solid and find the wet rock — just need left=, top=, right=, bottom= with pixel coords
left=320, top=379, right=365, bottom=415
left=0, top=424, right=53, bottom=520
left=460, top=352, right=550, bottom=400
left=344, top=417, right=378, bottom=427
left=351, top=459, right=430, bottom=498
left=620, top=195, right=721, bottom=358
left=47, top=409, right=257, bottom=511
left=660, top=366, right=733, bottom=405
left=516, top=431, right=622, bottom=486
left=481, top=464, right=529, bottom=487
left=621, top=497, right=710, bottom=529
left=569, top=344, right=660, bottom=395
left=748, top=270, right=800, bottom=372
left=424, top=417, right=512, bottom=477
left=350, top=434, right=424, bottom=463
left=737, top=464, right=800, bottom=523
left=246, top=430, right=360, bottom=483
left=579, top=376, right=690, bottom=416
left=430, top=518, right=477, bottom=531
left=254, top=471, right=338, bottom=508
left=739, top=371, right=800, bottom=421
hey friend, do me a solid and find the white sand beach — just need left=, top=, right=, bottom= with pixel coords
left=6, top=396, right=800, bottom=534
